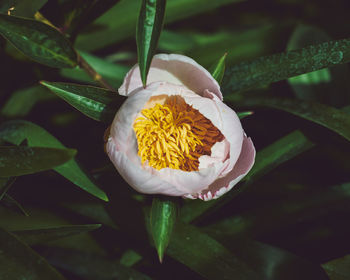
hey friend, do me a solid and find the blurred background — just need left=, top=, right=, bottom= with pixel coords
left=1, top=0, right=350, bottom=279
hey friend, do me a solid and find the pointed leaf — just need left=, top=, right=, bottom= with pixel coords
left=40, top=81, right=124, bottom=123
left=150, top=197, right=177, bottom=262
left=167, top=222, right=259, bottom=279
left=0, top=146, right=76, bottom=177
left=0, top=14, right=77, bottom=68
left=13, top=224, right=102, bottom=246
left=136, top=0, right=166, bottom=86
left=1, top=194, right=29, bottom=216
left=43, top=247, right=151, bottom=280
left=322, top=255, right=350, bottom=280
left=210, top=53, right=227, bottom=84
left=0, top=120, right=108, bottom=201
left=0, top=177, right=16, bottom=200
left=231, top=96, right=350, bottom=142
left=0, top=228, right=67, bottom=280
left=287, top=24, right=350, bottom=107
left=222, top=37, right=350, bottom=93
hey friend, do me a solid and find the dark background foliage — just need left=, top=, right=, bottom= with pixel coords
left=0, top=0, right=350, bottom=279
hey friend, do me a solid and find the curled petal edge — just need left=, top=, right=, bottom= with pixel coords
left=184, top=136, right=256, bottom=201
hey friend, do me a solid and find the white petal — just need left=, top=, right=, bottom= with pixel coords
left=119, top=53, right=222, bottom=100
left=106, top=138, right=186, bottom=196
left=195, top=136, right=256, bottom=200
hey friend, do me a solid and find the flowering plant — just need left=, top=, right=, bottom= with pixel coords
left=106, top=54, right=255, bottom=200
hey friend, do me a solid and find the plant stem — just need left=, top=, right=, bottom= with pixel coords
left=77, top=53, right=116, bottom=92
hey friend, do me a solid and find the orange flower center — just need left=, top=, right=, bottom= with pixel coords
left=133, top=95, right=224, bottom=171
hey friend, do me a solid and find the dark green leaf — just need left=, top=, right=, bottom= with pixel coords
left=0, top=120, right=108, bottom=201
left=231, top=96, right=350, bottom=142
left=13, top=224, right=102, bottom=246
left=0, top=228, right=67, bottom=280
left=0, top=177, right=16, bottom=200
left=0, top=14, right=77, bottom=68
left=62, top=201, right=118, bottom=229
left=43, top=247, right=151, bottom=280
left=0, top=146, right=76, bottom=177
left=322, top=254, right=350, bottom=280
left=205, top=183, right=350, bottom=243
left=136, top=0, right=166, bottom=86
left=1, top=194, right=29, bottom=216
left=209, top=53, right=227, bottom=84
left=40, top=81, right=124, bottom=123
left=168, top=222, right=259, bottom=280
left=287, top=24, right=350, bottom=106
left=150, top=196, right=177, bottom=262
left=222, top=37, right=350, bottom=93
left=180, top=130, right=314, bottom=223
left=205, top=234, right=329, bottom=280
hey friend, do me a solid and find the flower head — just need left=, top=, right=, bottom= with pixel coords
left=106, top=54, right=255, bottom=200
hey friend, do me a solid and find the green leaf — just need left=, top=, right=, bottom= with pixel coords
left=167, top=222, right=259, bottom=279
left=0, top=228, right=67, bottom=280
left=232, top=96, right=350, bottom=142
left=62, top=201, right=118, bottom=229
left=205, top=183, right=350, bottom=240
left=322, top=254, right=350, bottom=280
left=60, top=50, right=128, bottom=88
left=222, top=37, right=350, bottom=93
left=0, top=120, right=108, bottom=201
left=76, top=0, right=245, bottom=51
left=0, top=14, right=77, bottom=68
left=1, top=85, right=54, bottom=117
left=136, top=0, right=166, bottom=86
left=150, top=196, right=177, bottom=262
left=209, top=53, right=227, bottom=84
left=40, top=81, right=124, bottom=123
left=13, top=224, right=101, bottom=246
left=286, top=24, right=350, bottom=106
left=237, top=111, right=253, bottom=119
left=43, top=247, right=152, bottom=280
left=205, top=234, right=329, bottom=280
left=180, top=130, right=314, bottom=223
left=0, top=146, right=76, bottom=177
left=1, top=194, right=29, bottom=216
left=0, top=177, right=16, bottom=200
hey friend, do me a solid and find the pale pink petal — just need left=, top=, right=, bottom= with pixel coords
left=119, top=54, right=222, bottom=100
left=189, top=136, right=255, bottom=200
left=209, top=91, right=244, bottom=177
left=106, top=138, right=186, bottom=196
left=199, top=140, right=230, bottom=169
left=153, top=161, right=225, bottom=194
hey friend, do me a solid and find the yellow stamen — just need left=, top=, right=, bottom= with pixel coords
left=133, top=95, right=224, bottom=171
